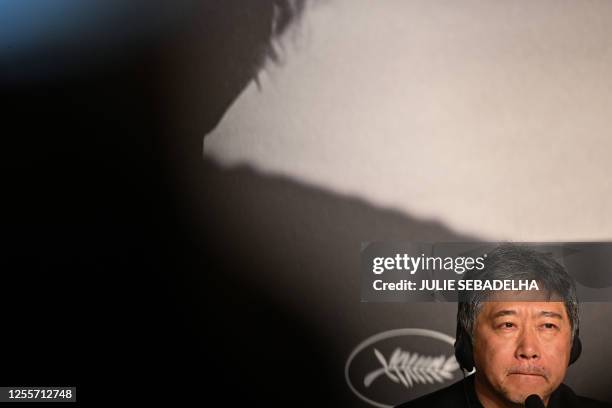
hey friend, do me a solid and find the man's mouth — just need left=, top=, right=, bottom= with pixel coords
left=507, top=368, right=548, bottom=380
left=511, top=373, right=544, bottom=377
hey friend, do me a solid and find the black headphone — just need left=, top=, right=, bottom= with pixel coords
left=454, top=321, right=582, bottom=372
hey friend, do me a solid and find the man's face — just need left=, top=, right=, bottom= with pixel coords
left=472, top=301, right=572, bottom=406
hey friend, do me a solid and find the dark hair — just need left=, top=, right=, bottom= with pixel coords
left=457, top=244, right=579, bottom=341
left=260, top=0, right=310, bottom=67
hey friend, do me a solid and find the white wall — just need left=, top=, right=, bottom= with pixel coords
left=204, top=0, right=612, bottom=241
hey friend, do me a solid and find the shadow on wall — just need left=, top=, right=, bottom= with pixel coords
left=182, top=156, right=472, bottom=406
left=187, top=157, right=612, bottom=405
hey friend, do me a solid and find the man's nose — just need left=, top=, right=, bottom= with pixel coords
left=515, top=328, right=541, bottom=360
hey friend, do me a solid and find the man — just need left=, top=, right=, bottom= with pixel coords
left=397, top=244, right=611, bottom=407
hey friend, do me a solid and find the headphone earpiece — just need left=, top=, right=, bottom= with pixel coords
left=454, top=322, right=475, bottom=372
left=569, top=330, right=581, bottom=365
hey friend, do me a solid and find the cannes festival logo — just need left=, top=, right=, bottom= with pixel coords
left=345, top=328, right=460, bottom=408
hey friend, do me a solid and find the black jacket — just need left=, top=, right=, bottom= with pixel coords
left=396, top=375, right=611, bottom=407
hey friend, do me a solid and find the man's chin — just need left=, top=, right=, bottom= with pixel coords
left=497, top=388, right=537, bottom=406
left=500, top=379, right=550, bottom=405
left=477, top=372, right=554, bottom=406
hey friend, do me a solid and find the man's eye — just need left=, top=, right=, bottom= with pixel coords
left=502, top=322, right=514, bottom=328
left=542, top=323, right=557, bottom=330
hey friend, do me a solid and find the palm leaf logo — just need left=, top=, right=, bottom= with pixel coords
left=364, top=348, right=459, bottom=388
